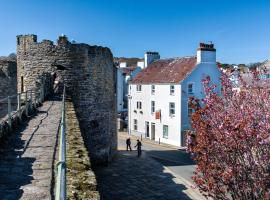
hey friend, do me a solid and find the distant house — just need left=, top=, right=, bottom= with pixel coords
left=116, top=53, right=160, bottom=112
left=128, top=43, right=221, bottom=147
left=257, top=60, right=270, bottom=79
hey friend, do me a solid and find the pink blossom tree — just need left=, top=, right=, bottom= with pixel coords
left=187, top=73, right=270, bottom=199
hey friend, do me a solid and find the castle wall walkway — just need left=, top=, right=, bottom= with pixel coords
left=0, top=97, right=61, bottom=200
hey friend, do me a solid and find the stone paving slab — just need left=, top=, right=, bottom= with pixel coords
left=95, top=149, right=195, bottom=200
left=0, top=99, right=61, bottom=200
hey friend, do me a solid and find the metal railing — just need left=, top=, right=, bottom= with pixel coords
left=0, top=86, right=45, bottom=126
left=55, top=86, right=66, bottom=200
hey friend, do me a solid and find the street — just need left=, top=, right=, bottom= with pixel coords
left=118, top=132, right=196, bottom=184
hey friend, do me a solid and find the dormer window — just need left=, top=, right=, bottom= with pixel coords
left=151, top=85, right=155, bottom=94
left=170, top=85, right=175, bottom=95
left=136, top=85, right=142, bottom=91
left=188, top=83, right=194, bottom=94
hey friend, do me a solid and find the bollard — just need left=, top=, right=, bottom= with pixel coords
left=8, top=96, right=11, bottom=128
left=17, top=93, right=21, bottom=120
left=159, top=138, right=160, bottom=144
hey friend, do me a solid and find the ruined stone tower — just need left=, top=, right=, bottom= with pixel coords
left=17, top=34, right=117, bottom=165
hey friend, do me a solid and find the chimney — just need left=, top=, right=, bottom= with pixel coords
left=197, top=43, right=216, bottom=64
left=144, top=52, right=160, bottom=68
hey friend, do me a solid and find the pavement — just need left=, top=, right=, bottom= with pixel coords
left=95, top=131, right=204, bottom=200
left=0, top=98, right=62, bottom=200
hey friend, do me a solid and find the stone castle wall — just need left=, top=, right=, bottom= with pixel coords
left=17, top=34, right=117, bottom=165
left=0, top=59, right=17, bottom=119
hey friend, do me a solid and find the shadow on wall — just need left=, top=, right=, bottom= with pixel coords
left=94, top=150, right=193, bottom=200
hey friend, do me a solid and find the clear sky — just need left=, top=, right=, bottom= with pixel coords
left=0, top=0, right=269, bottom=64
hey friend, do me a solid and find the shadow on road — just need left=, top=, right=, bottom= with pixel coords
left=95, top=150, right=194, bottom=200
left=146, top=149, right=195, bottom=166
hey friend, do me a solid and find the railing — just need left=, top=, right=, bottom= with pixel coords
left=0, top=86, right=45, bottom=126
left=55, top=86, right=66, bottom=200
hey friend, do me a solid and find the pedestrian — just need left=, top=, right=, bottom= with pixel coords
left=126, top=138, right=132, bottom=151
left=134, top=139, right=142, bottom=157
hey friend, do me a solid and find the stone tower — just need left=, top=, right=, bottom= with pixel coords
left=17, top=34, right=117, bottom=165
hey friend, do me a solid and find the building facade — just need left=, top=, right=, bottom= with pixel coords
left=116, top=52, right=160, bottom=112
left=128, top=43, right=221, bottom=147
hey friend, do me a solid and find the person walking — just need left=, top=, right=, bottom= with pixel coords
left=126, top=138, right=132, bottom=151
left=134, top=139, right=142, bottom=157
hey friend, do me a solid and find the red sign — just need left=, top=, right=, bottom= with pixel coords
left=155, top=110, right=161, bottom=119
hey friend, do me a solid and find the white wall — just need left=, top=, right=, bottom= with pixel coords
left=137, top=61, right=145, bottom=69
left=128, top=84, right=182, bottom=146
left=119, top=62, right=127, bottom=68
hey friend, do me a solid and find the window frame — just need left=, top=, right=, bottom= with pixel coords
left=163, top=125, right=169, bottom=139
left=170, top=85, right=175, bottom=95
left=151, top=101, right=155, bottom=113
left=151, top=85, right=155, bottom=94
left=136, top=84, right=142, bottom=92
left=134, top=119, right=138, bottom=131
left=169, top=102, right=175, bottom=116
left=187, top=82, right=195, bottom=94
left=136, top=101, right=142, bottom=109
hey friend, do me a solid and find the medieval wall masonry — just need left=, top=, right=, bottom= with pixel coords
left=17, top=34, right=117, bottom=165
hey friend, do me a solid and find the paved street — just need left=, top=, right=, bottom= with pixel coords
left=95, top=132, right=203, bottom=200
left=119, top=133, right=196, bottom=184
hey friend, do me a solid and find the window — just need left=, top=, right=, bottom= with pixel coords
left=134, top=119, right=138, bottom=131
left=151, top=101, right=155, bottom=113
left=136, top=85, right=142, bottom=91
left=163, top=125, right=169, bottom=139
left=137, top=101, right=142, bottom=109
left=151, top=85, right=155, bottom=94
left=169, top=102, right=175, bottom=116
left=188, top=83, right=194, bottom=94
left=170, top=85, right=175, bottom=95
left=188, top=107, right=194, bottom=118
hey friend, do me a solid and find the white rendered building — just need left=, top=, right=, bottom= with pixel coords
left=128, top=43, right=221, bottom=147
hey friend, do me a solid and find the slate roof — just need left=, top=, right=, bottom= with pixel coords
left=130, top=57, right=197, bottom=84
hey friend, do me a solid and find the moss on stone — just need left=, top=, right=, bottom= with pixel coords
left=66, top=101, right=100, bottom=200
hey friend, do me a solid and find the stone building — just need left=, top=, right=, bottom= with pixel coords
left=17, top=34, right=117, bottom=165
left=0, top=59, right=17, bottom=118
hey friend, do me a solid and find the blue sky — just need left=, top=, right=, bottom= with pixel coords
left=0, top=0, right=269, bottom=63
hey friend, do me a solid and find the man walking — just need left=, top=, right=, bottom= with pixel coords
left=126, top=138, right=132, bottom=151
left=134, top=139, right=142, bottom=157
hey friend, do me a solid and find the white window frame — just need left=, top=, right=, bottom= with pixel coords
left=163, top=125, right=169, bottom=139
left=187, top=82, right=195, bottom=94
left=169, top=102, right=175, bottom=116
left=151, top=101, right=155, bottom=113
left=170, top=85, right=175, bottom=95
left=136, top=85, right=142, bottom=92
left=151, top=85, right=155, bottom=94
left=134, top=119, right=138, bottom=130
left=136, top=101, right=142, bottom=109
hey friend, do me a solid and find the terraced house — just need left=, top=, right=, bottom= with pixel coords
left=128, top=43, right=221, bottom=147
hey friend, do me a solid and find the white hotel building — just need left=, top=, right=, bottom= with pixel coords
left=128, top=43, right=221, bottom=147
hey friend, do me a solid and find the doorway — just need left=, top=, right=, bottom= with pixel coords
left=151, top=123, right=155, bottom=140
left=145, top=121, right=150, bottom=138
